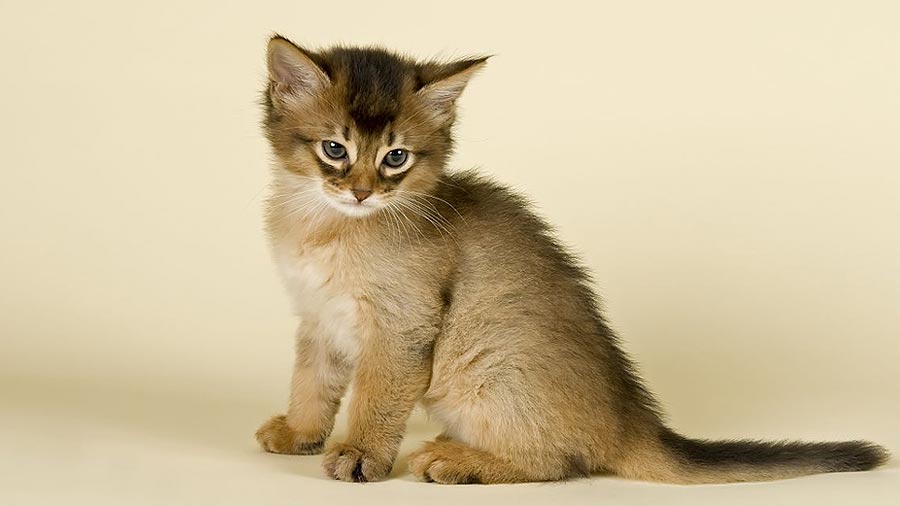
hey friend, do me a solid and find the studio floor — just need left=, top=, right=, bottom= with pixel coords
left=2, top=376, right=897, bottom=506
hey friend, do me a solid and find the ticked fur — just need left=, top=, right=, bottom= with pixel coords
left=255, top=35, right=889, bottom=484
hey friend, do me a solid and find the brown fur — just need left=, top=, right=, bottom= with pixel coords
left=254, top=35, right=889, bottom=484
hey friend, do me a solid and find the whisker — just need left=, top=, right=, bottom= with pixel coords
left=394, top=189, right=467, bottom=224
left=385, top=203, right=409, bottom=246
left=284, top=199, right=324, bottom=237
left=394, top=197, right=455, bottom=245
left=391, top=201, right=426, bottom=240
left=399, top=195, right=456, bottom=233
left=276, top=198, right=322, bottom=225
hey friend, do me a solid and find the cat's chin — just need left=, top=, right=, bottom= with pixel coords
left=324, top=198, right=380, bottom=218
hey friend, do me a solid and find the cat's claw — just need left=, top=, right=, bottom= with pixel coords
left=323, top=442, right=392, bottom=482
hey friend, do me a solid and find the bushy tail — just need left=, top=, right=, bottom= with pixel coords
left=615, top=427, right=889, bottom=484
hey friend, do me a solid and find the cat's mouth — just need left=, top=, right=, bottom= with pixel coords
left=325, top=195, right=381, bottom=218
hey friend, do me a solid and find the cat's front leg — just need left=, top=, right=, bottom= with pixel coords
left=256, top=322, right=352, bottom=455
left=323, top=319, right=434, bottom=482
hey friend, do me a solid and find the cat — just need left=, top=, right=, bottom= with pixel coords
left=254, top=34, right=888, bottom=484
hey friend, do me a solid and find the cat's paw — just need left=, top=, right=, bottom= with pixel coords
left=409, top=441, right=482, bottom=484
left=322, top=442, right=393, bottom=482
left=255, top=414, right=325, bottom=455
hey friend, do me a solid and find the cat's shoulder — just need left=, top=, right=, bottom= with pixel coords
left=439, top=170, right=540, bottom=222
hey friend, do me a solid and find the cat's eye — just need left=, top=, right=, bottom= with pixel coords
left=383, top=149, right=408, bottom=168
left=322, top=141, right=348, bottom=160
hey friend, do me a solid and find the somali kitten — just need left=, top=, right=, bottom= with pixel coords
left=254, top=35, right=888, bottom=484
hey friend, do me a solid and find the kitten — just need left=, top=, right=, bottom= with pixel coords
left=254, top=35, right=888, bottom=484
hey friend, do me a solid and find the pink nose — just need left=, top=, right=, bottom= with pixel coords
left=351, top=189, right=372, bottom=202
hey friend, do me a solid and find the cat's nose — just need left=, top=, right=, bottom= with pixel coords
left=351, top=188, right=373, bottom=202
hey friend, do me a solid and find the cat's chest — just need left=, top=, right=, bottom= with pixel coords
left=275, top=244, right=363, bottom=357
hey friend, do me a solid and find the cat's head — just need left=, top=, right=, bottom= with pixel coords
left=263, top=36, right=486, bottom=218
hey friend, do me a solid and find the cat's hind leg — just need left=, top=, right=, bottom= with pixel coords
left=409, top=439, right=585, bottom=484
left=409, top=440, right=526, bottom=484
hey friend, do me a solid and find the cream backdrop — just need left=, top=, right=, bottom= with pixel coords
left=1, top=1, right=898, bottom=505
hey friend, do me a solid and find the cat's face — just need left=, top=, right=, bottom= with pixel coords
left=263, top=37, right=486, bottom=218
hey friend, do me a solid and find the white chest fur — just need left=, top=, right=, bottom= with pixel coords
left=274, top=244, right=361, bottom=360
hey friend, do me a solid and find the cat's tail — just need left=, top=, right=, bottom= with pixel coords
left=614, top=426, right=889, bottom=484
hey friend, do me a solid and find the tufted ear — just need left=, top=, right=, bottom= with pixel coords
left=266, top=36, right=329, bottom=103
left=416, top=56, right=489, bottom=120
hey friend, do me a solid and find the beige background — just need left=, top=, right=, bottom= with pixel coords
left=1, top=0, right=898, bottom=504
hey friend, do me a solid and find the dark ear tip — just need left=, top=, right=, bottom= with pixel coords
left=472, top=53, right=493, bottom=63
left=463, top=55, right=492, bottom=73
left=267, top=34, right=310, bottom=55
left=463, top=55, right=492, bottom=68
left=268, top=34, right=293, bottom=49
left=268, top=32, right=293, bottom=43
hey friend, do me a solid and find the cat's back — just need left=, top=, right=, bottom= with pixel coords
left=439, top=170, right=593, bottom=292
left=436, top=170, right=602, bottom=347
left=426, top=172, right=619, bottom=448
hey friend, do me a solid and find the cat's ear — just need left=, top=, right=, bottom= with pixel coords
left=267, top=36, right=329, bottom=103
left=416, top=56, right=489, bottom=120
